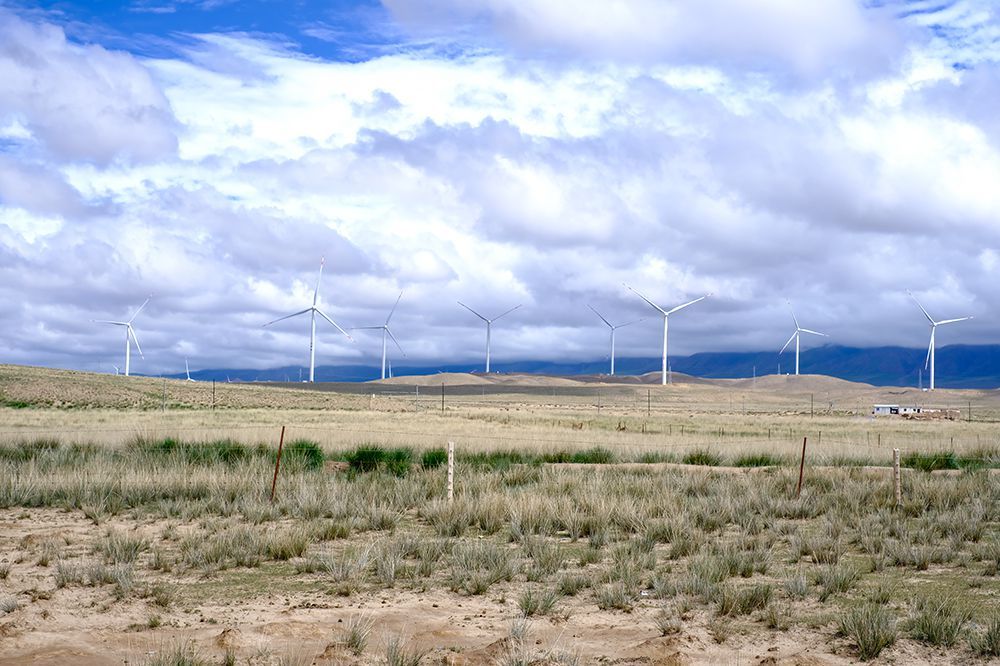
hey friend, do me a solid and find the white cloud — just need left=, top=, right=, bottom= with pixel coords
left=0, top=6, right=997, bottom=374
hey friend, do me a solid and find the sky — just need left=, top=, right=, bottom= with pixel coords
left=1, top=0, right=999, bottom=375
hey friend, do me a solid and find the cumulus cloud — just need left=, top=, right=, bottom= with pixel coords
left=0, top=11, right=177, bottom=164
left=0, top=4, right=997, bottom=375
left=383, top=0, right=905, bottom=77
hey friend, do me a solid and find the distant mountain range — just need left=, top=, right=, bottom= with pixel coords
left=169, top=344, right=1000, bottom=389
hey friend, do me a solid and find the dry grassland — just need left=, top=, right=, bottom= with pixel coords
left=0, top=365, right=998, bottom=665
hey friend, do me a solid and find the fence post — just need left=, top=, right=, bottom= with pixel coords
left=796, top=437, right=808, bottom=499
left=893, top=448, right=901, bottom=507
left=447, top=441, right=455, bottom=502
left=270, top=425, right=286, bottom=503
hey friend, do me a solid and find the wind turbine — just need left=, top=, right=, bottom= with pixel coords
left=779, top=303, right=827, bottom=376
left=624, top=284, right=710, bottom=385
left=94, top=296, right=150, bottom=377
left=185, top=359, right=195, bottom=382
left=353, top=291, right=405, bottom=380
left=588, top=305, right=642, bottom=376
left=112, top=365, right=120, bottom=376
left=908, top=290, right=972, bottom=391
left=458, top=302, right=522, bottom=373
left=263, top=258, right=352, bottom=383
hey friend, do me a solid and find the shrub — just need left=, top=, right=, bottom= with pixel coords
left=907, top=596, right=972, bottom=647
left=384, top=448, right=413, bottom=477
left=682, top=450, right=722, bottom=466
left=421, top=448, right=447, bottom=469
left=838, top=603, right=896, bottom=661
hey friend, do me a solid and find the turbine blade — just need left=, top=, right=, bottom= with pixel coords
left=93, top=320, right=128, bottom=326
left=907, top=290, right=935, bottom=325
left=385, top=290, right=403, bottom=325
left=315, top=308, right=353, bottom=340
left=588, top=304, right=613, bottom=328
left=458, top=301, right=488, bottom=322
left=350, top=326, right=384, bottom=330
left=623, top=283, right=667, bottom=315
left=492, top=304, right=522, bottom=321
left=128, top=296, right=151, bottom=323
left=615, top=318, right=644, bottom=329
left=262, top=308, right=311, bottom=327
left=925, top=331, right=933, bottom=369
left=666, top=293, right=710, bottom=316
left=313, top=257, right=325, bottom=307
left=935, top=316, right=972, bottom=326
left=786, top=300, right=800, bottom=330
left=385, top=327, right=405, bottom=356
left=799, top=328, right=828, bottom=337
left=779, top=330, right=796, bottom=355
left=128, top=325, right=144, bottom=358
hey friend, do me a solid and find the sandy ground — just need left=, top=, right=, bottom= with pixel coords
left=0, top=508, right=978, bottom=666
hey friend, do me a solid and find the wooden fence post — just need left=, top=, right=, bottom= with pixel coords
left=893, top=448, right=901, bottom=507
left=270, top=425, right=286, bottom=503
left=447, top=441, right=455, bottom=502
left=796, top=437, right=808, bottom=499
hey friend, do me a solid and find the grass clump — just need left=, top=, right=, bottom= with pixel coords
left=838, top=603, right=897, bottom=661
left=970, top=611, right=1000, bottom=657
left=903, top=451, right=958, bottom=472
left=733, top=453, right=784, bottom=467
left=384, top=633, right=428, bottom=666
left=907, top=596, right=972, bottom=647
left=143, top=640, right=209, bottom=666
left=682, top=450, right=722, bottom=466
left=282, top=439, right=325, bottom=470
left=345, top=446, right=412, bottom=476
left=343, top=614, right=375, bottom=656
left=716, top=583, right=773, bottom=616
left=815, top=564, right=859, bottom=602
left=95, top=529, right=148, bottom=565
left=420, top=448, right=447, bottom=469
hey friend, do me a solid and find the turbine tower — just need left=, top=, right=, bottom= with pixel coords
left=908, top=290, right=972, bottom=391
left=588, top=305, right=642, bottom=376
left=458, top=302, right=522, bottom=373
left=624, top=285, right=710, bottom=385
left=263, top=258, right=352, bottom=383
left=185, top=358, right=195, bottom=382
left=779, top=303, right=827, bottom=376
left=353, top=291, right=405, bottom=380
left=94, top=296, right=150, bottom=377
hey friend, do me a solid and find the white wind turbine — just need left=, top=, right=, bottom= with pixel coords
left=779, top=302, right=827, bottom=376
left=458, top=302, right=522, bottom=373
left=263, top=258, right=352, bottom=383
left=94, top=296, right=150, bottom=377
left=185, top=359, right=195, bottom=382
left=908, top=290, right=972, bottom=391
left=353, top=291, right=405, bottom=380
left=588, top=305, right=642, bottom=376
left=624, top=285, right=710, bottom=385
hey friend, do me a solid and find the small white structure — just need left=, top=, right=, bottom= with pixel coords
left=872, top=404, right=922, bottom=417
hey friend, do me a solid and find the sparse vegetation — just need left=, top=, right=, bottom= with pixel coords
left=839, top=603, right=897, bottom=661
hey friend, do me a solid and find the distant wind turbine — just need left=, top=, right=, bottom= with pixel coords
left=94, top=296, right=150, bottom=377
left=353, top=291, right=405, bottom=380
left=263, top=258, right=352, bottom=383
left=779, top=302, right=827, bottom=376
left=588, top=305, right=642, bottom=376
left=185, top=358, right=195, bottom=382
left=908, top=290, right=972, bottom=391
left=458, top=302, right=522, bottom=373
left=624, top=284, right=710, bottom=385
left=113, top=365, right=120, bottom=376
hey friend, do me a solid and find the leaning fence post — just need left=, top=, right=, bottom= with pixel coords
left=270, top=425, right=286, bottom=503
left=796, top=436, right=808, bottom=499
left=447, top=441, right=455, bottom=502
left=893, top=448, right=901, bottom=507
